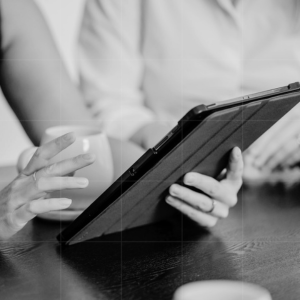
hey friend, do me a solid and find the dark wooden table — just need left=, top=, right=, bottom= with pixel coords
left=0, top=166, right=300, bottom=300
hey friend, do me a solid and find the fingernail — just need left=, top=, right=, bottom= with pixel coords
left=83, top=153, right=96, bottom=162
left=64, top=132, right=75, bottom=142
left=184, top=174, right=194, bottom=185
left=166, top=196, right=175, bottom=204
left=60, top=198, right=72, bottom=208
left=76, top=178, right=89, bottom=187
left=234, top=147, right=241, bottom=158
left=170, top=185, right=179, bottom=197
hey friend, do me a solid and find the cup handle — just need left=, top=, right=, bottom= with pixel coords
left=17, top=147, right=38, bottom=173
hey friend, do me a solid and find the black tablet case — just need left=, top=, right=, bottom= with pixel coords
left=59, top=92, right=300, bottom=245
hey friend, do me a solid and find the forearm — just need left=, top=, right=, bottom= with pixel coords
left=0, top=0, right=96, bottom=145
left=129, top=122, right=173, bottom=149
left=0, top=60, right=96, bottom=145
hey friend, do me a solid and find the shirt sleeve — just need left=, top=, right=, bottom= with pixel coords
left=78, top=0, right=156, bottom=140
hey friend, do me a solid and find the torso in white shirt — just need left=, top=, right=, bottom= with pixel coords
left=79, top=0, right=300, bottom=139
left=140, top=0, right=300, bottom=124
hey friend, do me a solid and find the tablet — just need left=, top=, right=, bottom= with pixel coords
left=58, top=82, right=300, bottom=245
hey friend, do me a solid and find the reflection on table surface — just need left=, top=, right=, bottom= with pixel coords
left=0, top=166, right=300, bottom=300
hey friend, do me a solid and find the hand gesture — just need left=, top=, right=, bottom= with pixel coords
left=0, top=133, right=95, bottom=240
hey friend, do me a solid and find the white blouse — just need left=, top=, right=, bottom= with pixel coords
left=78, top=0, right=300, bottom=140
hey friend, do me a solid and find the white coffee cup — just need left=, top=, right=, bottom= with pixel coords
left=173, top=280, right=272, bottom=300
left=17, top=125, right=114, bottom=212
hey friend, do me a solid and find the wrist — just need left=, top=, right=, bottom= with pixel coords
left=130, top=122, right=173, bottom=149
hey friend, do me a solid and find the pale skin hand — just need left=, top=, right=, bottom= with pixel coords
left=0, top=133, right=95, bottom=240
left=131, top=123, right=244, bottom=226
left=166, top=147, right=243, bottom=227
left=244, top=115, right=300, bottom=172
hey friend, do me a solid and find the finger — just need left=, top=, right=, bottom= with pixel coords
left=22, top=133, right=76, bottom=176
left=216, top=168, right=227, bottom=181
left=13, top=198, right=72, bottom=225
left=17, top=147, right=38, bottom=173
left=226, top=147, right=243, bottom=184
left=253, top=121, right=300, bottom=168
left=36, top=153, right=95, bottom=179
left=245, top=136, right=269, bottom=160
left=166, top=196, right=218, bottom=227
left=35, top=177, right=89, bottom=192
left=0, top=198, right=72, bottom=240
left=247, top=114, right=297, bottom=159
left=281, top=148, right=300, bottom=168
left=183, top=172, right=236, bottom=205
left=264, top=139, right=299, bottom=170
left=243, top=150, right=255, bottom=169
left=183, top=149, right=242, bottom=204
left=169, top=184, right=230, bottom=218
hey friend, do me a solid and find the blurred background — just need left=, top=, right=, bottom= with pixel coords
left=0, top=0, right=84, bottom=166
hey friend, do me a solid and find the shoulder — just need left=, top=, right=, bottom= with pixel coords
left=0, top=0, right=57, bottom=58
left=0, top=0, right=52, bottom=54
left=0, top=0, right=39, bottom=19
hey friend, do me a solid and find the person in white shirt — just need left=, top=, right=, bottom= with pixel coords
left=79, top=0, right=300, bottom=173
left=0, top=0, right=244, bottom=238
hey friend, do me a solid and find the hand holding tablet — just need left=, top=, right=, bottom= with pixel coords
left=166, top=147, right=243, bottom=227
left=58, top=82, right=300, bottom=245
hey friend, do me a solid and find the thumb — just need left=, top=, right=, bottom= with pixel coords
left=17, top=147, right=38, bottom=173
left=226, top=147, right=244, bottom=186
